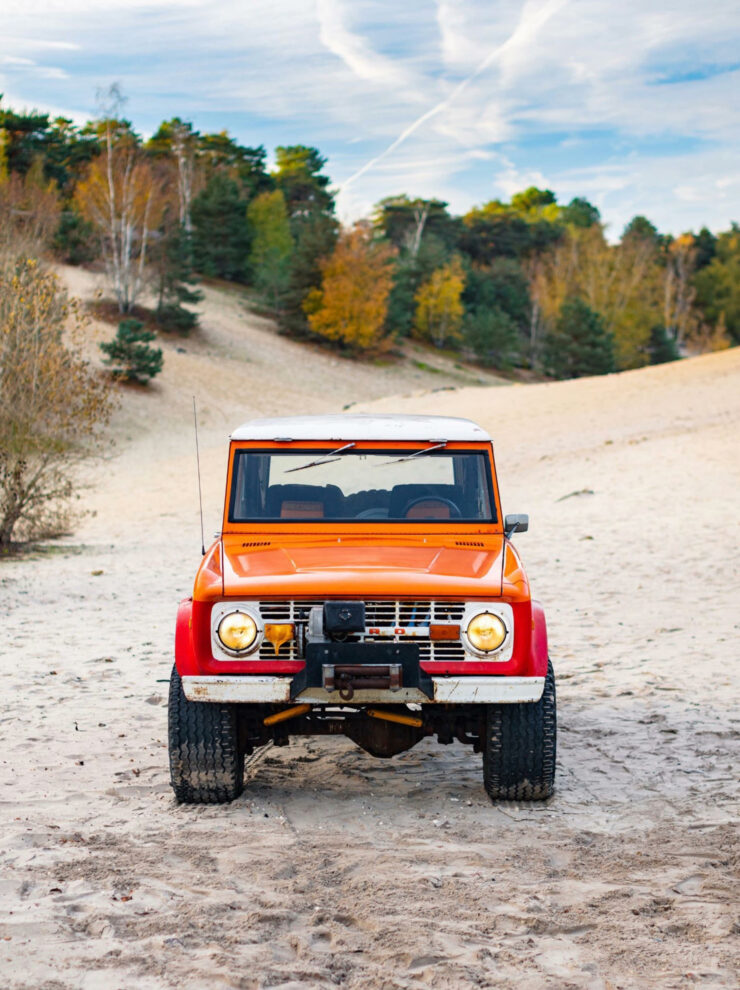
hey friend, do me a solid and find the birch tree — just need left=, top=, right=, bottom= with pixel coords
left=75, top=99, right=163, bottom=312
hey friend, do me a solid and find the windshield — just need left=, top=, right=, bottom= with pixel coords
left=229, top=449, right=495, bottom=522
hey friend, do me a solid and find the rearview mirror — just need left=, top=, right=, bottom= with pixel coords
left=504, top=513, right=529, bottom=537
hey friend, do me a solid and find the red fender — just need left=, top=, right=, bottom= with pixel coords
left=174, top=598, right=196, bottom=675
left=529, top=600, right=549, bottom=677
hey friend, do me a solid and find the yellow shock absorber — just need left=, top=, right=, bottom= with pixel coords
left=366, top=707, right=423, bottom=729
left=263, top=704, right=311, bottom=726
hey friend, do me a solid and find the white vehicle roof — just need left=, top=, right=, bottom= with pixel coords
left=231, top=413, right=490, bottom=442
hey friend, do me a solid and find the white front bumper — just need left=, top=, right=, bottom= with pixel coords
left=181, top=674, right=545, bottom=705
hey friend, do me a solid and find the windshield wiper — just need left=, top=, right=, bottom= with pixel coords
left=284, top=442, right=356, bottom=474
left=377, top=441, right=448, bottom=466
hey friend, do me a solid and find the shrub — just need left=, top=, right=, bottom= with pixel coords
left=0, top=256, right=113, bottom=548
left=100, top=318, right=163, bottom=384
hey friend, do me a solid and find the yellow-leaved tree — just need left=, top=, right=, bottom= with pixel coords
left=414, top=257, right=465, bottom=347
left=527, top=225, right=662, bottom=370
left=0, top=257, right=113, bottom=547
left=75, top=104, right=164, bottom=313
left=304, top=223, right=396, bottom=351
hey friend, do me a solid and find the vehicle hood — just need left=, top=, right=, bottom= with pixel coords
left=219, top=537, right=504, bottom=599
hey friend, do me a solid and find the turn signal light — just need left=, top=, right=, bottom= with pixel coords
left=264, top=622, right=295, bottom=656
left=430, top=624, right=461, bottom=641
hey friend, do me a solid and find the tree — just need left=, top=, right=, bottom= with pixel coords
left=191, top=171, right=250, bottom=281
left=385, top=234, right=448, bottom=338
left=0, top=158, right=61, bottom=254
left=304, top=224, right=395, bottom=351
left=100, top=318, right=163, bottom=383
left=510, top=186, right=557, bottom=216
left=648, top=325, right=680, bottom=364
left=622, top=215, right=660, bottom=246
left=544, top=296, right=615, bottom=379
left=151, top=216, right=202, bottom=333
left=464, top=306, right=522, bottom=369
left=274, top=145, right=334, bottom=221
left=693, top=224, right=740, bottom=345
left=247, top=189, right=293, bottom=314
left=147, top=118, right=198, bottom=232
left=373, top=195, right=458, bottom=255
left=562, top=197, right=601, bottom=229
left=528, top=224, right=662, bottom=370
left=197, top=131, right=271, bottom=196
left=414, top=257, right=466, bottom=347
left=462, top=257, right=530, bottom=329
left=278, top=211, right=337, bottom=337
left=0, top=257, right=113, bottom=547
left=75, top=112, right=164, bottom=312
left=663, top=233, right=698, bottom=347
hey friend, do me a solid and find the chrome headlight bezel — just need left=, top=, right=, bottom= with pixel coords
left=461, top=603, right=514, bottom=660
left=211, top=603, right=263, bottom=658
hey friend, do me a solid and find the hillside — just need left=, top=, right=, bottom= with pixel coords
left=1, top=271, right=738, bottom=989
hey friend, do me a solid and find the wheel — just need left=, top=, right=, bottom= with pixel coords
left=482, top=660, right=556, bottom=801
left=168, top=666, right=244, bottom=804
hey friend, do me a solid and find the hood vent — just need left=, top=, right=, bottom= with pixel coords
left=241, top=541, right=272, bottom=548
left=455, top=540, right=485, bottom=548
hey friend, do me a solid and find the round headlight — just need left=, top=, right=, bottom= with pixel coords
left=466, top=612, right=507, bottom=654
left=217, top=611, right=258, bottom=654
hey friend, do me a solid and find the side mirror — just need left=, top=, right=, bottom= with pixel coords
left=504, top=513, right=529, bottom=538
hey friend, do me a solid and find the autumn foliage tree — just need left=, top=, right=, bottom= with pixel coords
left=75, top=118, right=163, bottom=312
left=414, top=257, right=466, bottom=347
left=304, top=224, right=395, bottom=351
left=0, top=257, right=113, bottom=547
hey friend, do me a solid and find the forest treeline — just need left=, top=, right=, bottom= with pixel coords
left=1, top=93, right=738, bottom=379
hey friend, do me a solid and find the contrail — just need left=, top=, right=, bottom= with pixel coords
left=339, top=0, right=570, bottom=192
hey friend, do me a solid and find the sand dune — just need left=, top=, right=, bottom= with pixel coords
left=1, top=273, right=738, bottom=988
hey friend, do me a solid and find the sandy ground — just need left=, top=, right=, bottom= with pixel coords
left=1, top=271, right=738, bottom=989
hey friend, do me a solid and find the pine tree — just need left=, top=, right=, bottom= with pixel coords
left=191, top=172, right=250, bottom=281
left=100, top=319, right=163, bottom=384
left=463, top=306, right=522, bottom=369
left=544, top=296, right=615, bottom=379
left=648, top=325, right=680, bottom=364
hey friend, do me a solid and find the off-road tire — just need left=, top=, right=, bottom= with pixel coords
left=482, top=660, right=556, bottom=801
left=168, top=666, right=244, bottom=804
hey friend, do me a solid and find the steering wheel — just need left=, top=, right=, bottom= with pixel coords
left=403, top=496, right=461, bottom=519
left=354, top=507, right=390, bottom=519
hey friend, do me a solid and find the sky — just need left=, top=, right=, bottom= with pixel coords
left=2, top=0, right=739, bottom=237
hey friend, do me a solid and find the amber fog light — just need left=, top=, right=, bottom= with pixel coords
left=466, top=612, right=507, bottom=654
left=217, top=611, right=258, bottom=654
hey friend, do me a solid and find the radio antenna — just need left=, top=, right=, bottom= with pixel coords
left=192, top=396, right=206, bottom=555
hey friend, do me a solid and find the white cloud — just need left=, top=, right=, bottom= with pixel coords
left=1, top=0, right=738, bottom=234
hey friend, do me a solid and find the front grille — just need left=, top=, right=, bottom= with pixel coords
left=256, top=599, right=466, bottom=662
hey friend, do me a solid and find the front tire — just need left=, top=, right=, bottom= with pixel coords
left=482, top=660, right=556, bottom=801
left=168, top=666, right=244, bottom=804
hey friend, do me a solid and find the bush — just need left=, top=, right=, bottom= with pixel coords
left=155, top=302, right=198, bottom=335
left=0, top=256, right=113, bottom=548
left=100, top=318, right=163, bottom=384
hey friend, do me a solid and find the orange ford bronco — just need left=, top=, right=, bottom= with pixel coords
left=169, top=414, right=555, bottom=803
